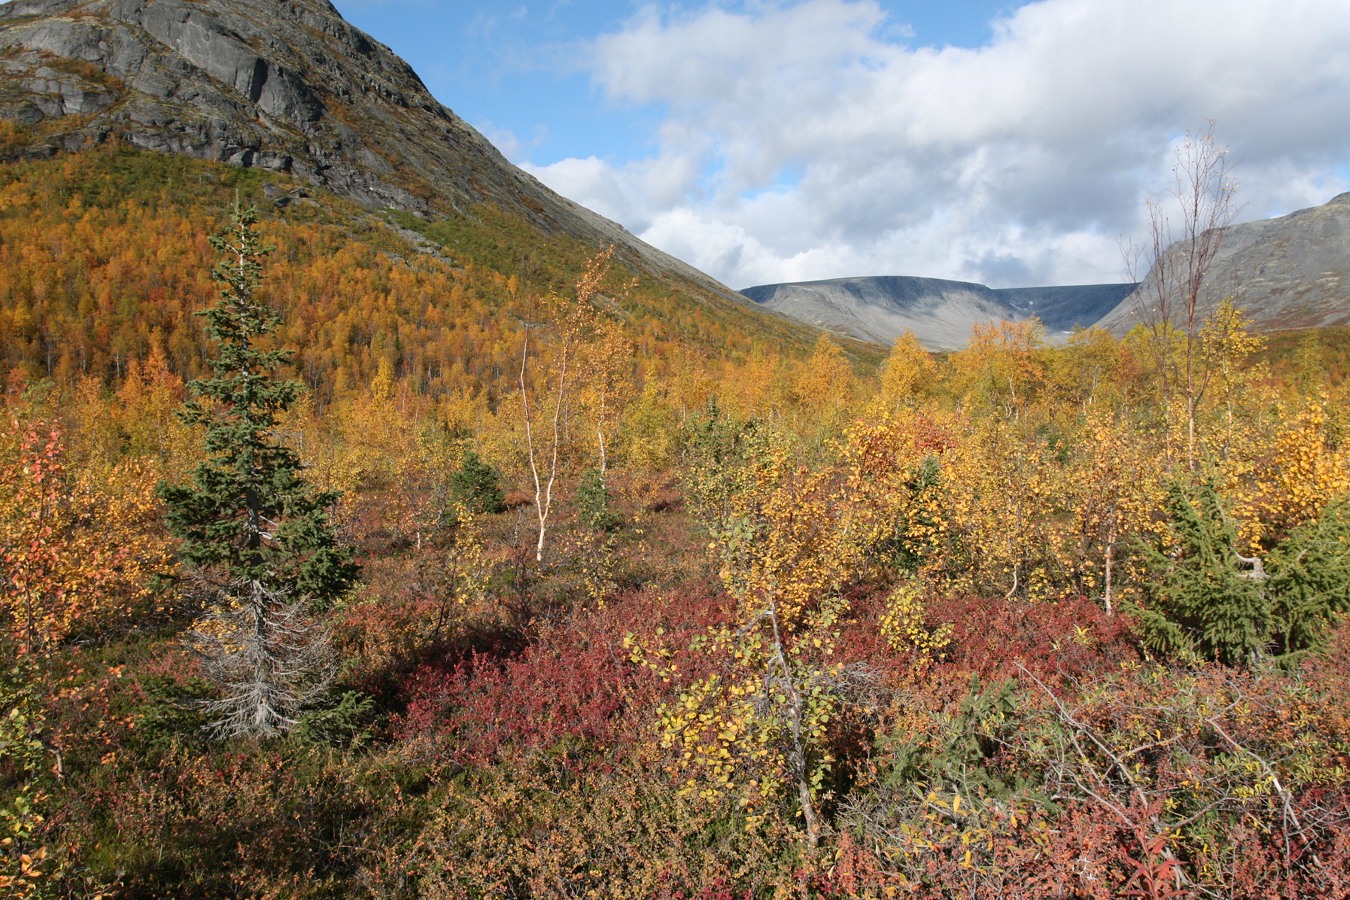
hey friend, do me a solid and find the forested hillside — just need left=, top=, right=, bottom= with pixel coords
left=3, top=145, right=1350, bottom=898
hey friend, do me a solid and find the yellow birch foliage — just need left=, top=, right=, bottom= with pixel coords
left=1050, top=326, right=1141, bottom=412
left=320, top=359, right=419, bottom=495
left=111, top=340, right=194, bottom=474
left=1230, top=396, right=1350, bottom=548
left=431, top=503, right=493, bottom=633
left=577, top=319, right=637, bottom=473
left=924, top=417, right=1072, bottom=601
left=663, top=346, right=719, bottom=425
left=1063, top=412, right=1166, bottom=611
left=1199, top=298, right=1268, bottom=458
left=713, top=434, right=861, bottom=623
left=66, top=376, right=125, bottom=468
left=0, top=666, right=69, bottom=899
left=835, top=405, right=956, bottom=577
left=878, top=330, right=940, bottom=410
left=879, top=576, right=952, bottom=660
left=638, top=427, right=863, bottom=835
left=619, top=384, right=681, bottom=477
left=716, top=350, right=785, bottom=422
left=789, top=334, right=856, bottom=432
left=950, top=319, right=1046, bottom=417
left=296, top=362, right=468, bottom=547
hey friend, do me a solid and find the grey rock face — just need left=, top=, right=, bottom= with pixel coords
left=2, top=0, right=368, bottom=181
left=0, top=0, right=737, bottom=301
left=1095, top=194, right=1350, bottom=335
left=135, top=3, right=322, bottom=124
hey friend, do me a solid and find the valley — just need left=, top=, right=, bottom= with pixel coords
left=1, top=1, right=1349, bottom=897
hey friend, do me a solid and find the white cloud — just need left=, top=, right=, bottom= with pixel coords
left=523, top=0, right=1350, bottom=289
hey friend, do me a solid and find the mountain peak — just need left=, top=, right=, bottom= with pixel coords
left=2, top=0, right=494, bottom=210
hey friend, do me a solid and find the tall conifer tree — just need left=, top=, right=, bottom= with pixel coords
left=160, top=201, right=358, bottom=737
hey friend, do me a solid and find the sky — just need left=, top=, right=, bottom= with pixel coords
left=327, top=0, right=1350, bottom=290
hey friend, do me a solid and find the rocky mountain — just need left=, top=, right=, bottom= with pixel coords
left=745, top=192, right=1350, bottom=350
left=0, top=0, right=738, bottom=301
left=1097, top=192, right=1350, bottom=335
left=740, top=277, right=1134, bottom=350
left=998, top=285, right=1139, bottom=333
left=9, top=0, right=1342, bottom=361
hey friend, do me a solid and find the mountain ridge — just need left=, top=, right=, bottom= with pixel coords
left=740, top=276, right=1134, bottom=350
left=744, top=190, right=1350, bottom=349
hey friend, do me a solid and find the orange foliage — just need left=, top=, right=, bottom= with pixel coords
left=0, top=412, right=177, bottom=655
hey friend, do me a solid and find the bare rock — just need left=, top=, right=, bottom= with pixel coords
left=1095, top=196, right=1350, bottom=334
left=741, top=277, right=1134, bottom=350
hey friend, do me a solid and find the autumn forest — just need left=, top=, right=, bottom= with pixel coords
left=3, top=144, right=1350, bottom=898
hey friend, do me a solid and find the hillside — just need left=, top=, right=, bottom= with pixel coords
left=0, top=0, right=752, bottom=305
left=0, top=0, right=872, bottom=389
left=0, top=145, right=873, bottom=405
left=1096, top=192, right=1350, bottom=335
left=741, top=276, right=1133, bottom=349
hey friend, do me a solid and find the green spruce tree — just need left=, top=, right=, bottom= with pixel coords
left=159, top=202, right=358, bottom=738
left=1265, top=498, right=1350, bottom=663
left=1135, top=481, right=1350, bottom=667
left=448, top=448, right=505, bottom=515
left=1134, top=479, right=1269, bottom=666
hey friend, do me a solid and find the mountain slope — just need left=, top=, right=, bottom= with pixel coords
left=0, top=0, right=736, bottom=301
left=2, top=0, right=883, bottom=400
left=741, top=277, right=1133, bottom=350
left=1095, top=192, right=1350, bottom=335
left=996, top=284, right=1138, bottom=333
left=0, top=146, right=840, bottom=394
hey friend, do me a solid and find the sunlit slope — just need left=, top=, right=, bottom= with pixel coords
left=0, top=147, right=864, bottom=399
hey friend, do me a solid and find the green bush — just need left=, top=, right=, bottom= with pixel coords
left=576, top=467, right=618, bottom=531
left=449, top=449, right=505, bottom=515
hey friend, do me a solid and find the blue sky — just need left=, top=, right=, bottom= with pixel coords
left=331, top=1, right=1350, bottom=289
left=331, top=2, right=1016, bottom=162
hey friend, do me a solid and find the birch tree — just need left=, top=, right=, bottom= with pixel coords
left=1129, top=121, right=1241, bottom=468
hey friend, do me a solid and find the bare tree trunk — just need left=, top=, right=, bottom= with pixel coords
left=767, top=600, right=823, bottom=853
left=518, top=323, right=568, bottom=564
left=596, top=390, right=609, bottom=485
left=1103, top=515, right=1117, bottom=616
left=597, top=426, right=608, bottom=484
left=516, top=248, right=615, bottom=564
left=1128, top=121, right=1239, bottom=471
left=541, top=331, right=572, bottom=562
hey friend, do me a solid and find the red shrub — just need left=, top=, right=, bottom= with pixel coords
left=398, top=580, right=736, bottom=765
left=934, top=592, right=1140, bottom=684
